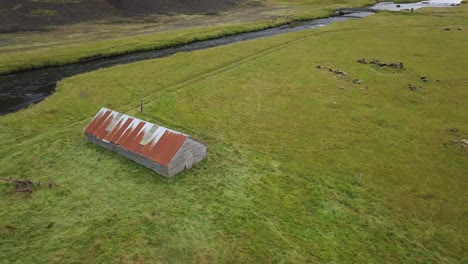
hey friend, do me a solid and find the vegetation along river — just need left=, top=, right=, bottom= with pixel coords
left=0, top=0, right=462, bottom=115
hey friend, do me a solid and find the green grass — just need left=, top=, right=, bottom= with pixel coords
left=1, top=4, right=467, bottom=264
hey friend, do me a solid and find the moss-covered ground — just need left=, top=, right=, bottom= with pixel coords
left=0, top=3, right=467, bottom=264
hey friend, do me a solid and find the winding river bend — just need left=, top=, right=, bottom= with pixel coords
left=0, top=0, right=461, bottom=115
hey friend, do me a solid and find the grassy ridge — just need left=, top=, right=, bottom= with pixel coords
left=1, top=4, right=467, bottom=264
left=0, top=20, right=288, bottom=75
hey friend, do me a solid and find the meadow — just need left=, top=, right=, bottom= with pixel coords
left=0, top=2, right=467, bottom=264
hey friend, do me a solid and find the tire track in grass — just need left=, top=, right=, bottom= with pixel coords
left=125, top=32, right=319, bottom=113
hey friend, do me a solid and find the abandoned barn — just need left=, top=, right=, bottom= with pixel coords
left=84, top=108, right=207, bottom=177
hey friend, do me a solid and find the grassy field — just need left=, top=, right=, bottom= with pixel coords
left=0, top=0, right=378, bottom=75
left=1, top=3, right=467, bottom=264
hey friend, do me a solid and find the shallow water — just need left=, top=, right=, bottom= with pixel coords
left=371, top=0, right=462, bottom=11
left=0, top=0, right=462, bottom=115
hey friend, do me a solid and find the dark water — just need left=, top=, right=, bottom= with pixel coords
left=0, top=0, right=461, bottom=115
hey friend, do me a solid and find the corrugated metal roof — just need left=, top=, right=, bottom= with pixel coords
left=84, top=108, right=187, bottom=166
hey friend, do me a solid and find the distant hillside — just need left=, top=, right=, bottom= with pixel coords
left=107, top=0, right=240, bottom=16
left=0, top=0, right=243, bottom=32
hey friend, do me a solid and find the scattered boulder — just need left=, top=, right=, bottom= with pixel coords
left=420, top=76, right=429, bottom=82
left=353, top=79, right=363, bottom=84
left=327, top=68, right=347, bottom=76
left=386, top=62, right=399, bottom=68
left=446, top=128, right=459, bottom=133
left=320, top=65, right=349, bottom=78
left=444, top=28, right=451, bottom=31
left=408, top=84, right=420, bottom=91
left=357, top=58, right=366, bottom=64
left=334, top=69, right=347, bottom=76
left=462, top=139, right=468, bottom=148
left=367, top=58, right=403, bottom=69
left=450, top=139, right=468, bottom=148
left=436, top=79, right=441, bottom=83
left=457, top=28, right=462, bottom=31
left=396, top=4, right=401, bottom=7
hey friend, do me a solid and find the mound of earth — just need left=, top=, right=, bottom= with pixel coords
left=0, top=0, right=244, bottom=33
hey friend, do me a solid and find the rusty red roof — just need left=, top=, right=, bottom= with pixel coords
left=84, top=108, right=188, bottom=166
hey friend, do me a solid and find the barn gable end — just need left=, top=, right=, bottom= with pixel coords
left=84, top=107, right=207, bottom=177
left=168, top=137, right=207, bottom=176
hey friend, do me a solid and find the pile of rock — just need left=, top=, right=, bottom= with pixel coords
left=408, top=84, right=420, bottom=91
left=357, top=58, right=404, bottom=69
left=445, top=128, right=467, bottom=148
left=449, top=139, right=468, bottom=148
left=329, top=68, right=347, bottom=77
left=371, top=59, right=404, bottom=69
left=315, top=64, right=365, bottom=88
left=316, top=65, right=348, bottom=77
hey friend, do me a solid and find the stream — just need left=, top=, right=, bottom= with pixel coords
left=0, top=0, right=462, bottom=115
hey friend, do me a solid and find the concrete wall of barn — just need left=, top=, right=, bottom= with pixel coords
left=86, top=133, right=170, bottom=176
left=86, top=133, right=207, bottom=177
left=168, top=137, right=207, bottom=176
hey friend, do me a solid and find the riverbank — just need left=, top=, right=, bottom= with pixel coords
left=0, top=0, right=379, bottom=75
left=0, top=3, right=466, bottom=263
